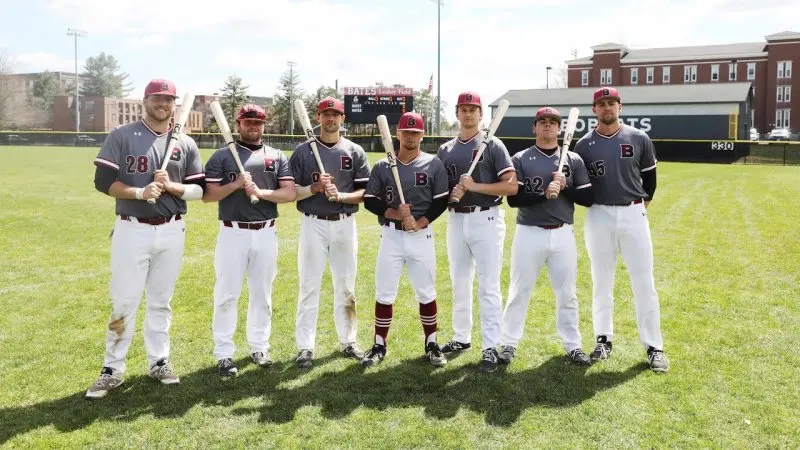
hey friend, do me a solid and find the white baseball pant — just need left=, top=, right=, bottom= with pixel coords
left=212, top=221, right=278, bottom=359
left=295, top=214, right=358, bottom=351
left=104, top=216, right=185, bottom=374
left=446, top=206, right=506, bottom=350
left=500, top=224, right=582, bottom=352
left=584, top=203, right=664, bottom=350
left=375, top=223, right=437, bottom=305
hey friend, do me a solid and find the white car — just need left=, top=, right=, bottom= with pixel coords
left=768, top=128, right=790, bottom=141
left=749, top=128, right=759, bottom=141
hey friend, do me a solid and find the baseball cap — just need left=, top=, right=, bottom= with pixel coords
left=456, top=91, right=482, bottom=107
left=534, top=107, right=561, bottom=123
left=318, top=96, right=344, bottom=114
left=237, top=104, right=266, bottom=122
left=593, top=87, right=621, bottom=104
left=397, top=112, right=424, bottom=133
left=144, top=79, right=177, bottom=98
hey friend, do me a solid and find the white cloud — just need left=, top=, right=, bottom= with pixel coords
left=7, top=52, right=83, bottom=74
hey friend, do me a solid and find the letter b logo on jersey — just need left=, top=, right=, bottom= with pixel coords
left=264, top=158, right=276, bottom=172
left=170, top=147, right=182, bottom=161
left=415, top=172, right=428, bottom=186
left=471, top=149, right=484, bottom=163
left=620, top=144, right=634, bottom=158
left=340, top=156, right=353, bottom=171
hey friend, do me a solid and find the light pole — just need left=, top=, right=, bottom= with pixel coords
left=67, top=28, right=86, bottom=132
left=546, top=66, right=552, bottom=89
left=430, top=0, right=442, bottom=135
left=287, top=61, right=296, bottom=134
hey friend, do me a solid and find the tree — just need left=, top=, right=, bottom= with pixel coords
left=544, top=64, right=568, bottom=89
left=28, top=71, right=64, bottom=115
left=0, top=49, right=13, bottom=127
left=80, top=52, right=133, bottom=97
left=303, top=85, right=340, bottom=128
left=219, top=75, right=250, bottom=132
left=272, top=68, right=303, bottom=134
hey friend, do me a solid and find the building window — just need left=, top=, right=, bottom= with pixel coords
left=785, top=86, right=792, bottom=102
left=663, top=66, right=670, bottom=84
left=600, top=69, right=612, bottom=85
left=777, top=86, right=783, bottom=102
left=646, top=67, right=654, bottom=84
left=581, top=70, right=589, bottom=86
left=776, top=109, right=790, bottom=129
left=729, top=63, right=737, bottom=81
left=747, top=63, right=756, bottom=80
left=777, top=60, right=792, bottom=79
left=684, top=65, right=697, bottom=83
left=630, top=68, right=638, bottom=85
left=711, top=64, right=720, bottom=82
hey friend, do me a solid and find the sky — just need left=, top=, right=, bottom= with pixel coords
left=1, top=0, right=798, bottom=123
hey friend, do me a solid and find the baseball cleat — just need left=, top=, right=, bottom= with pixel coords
left=425, top=342, right=447, bottom=367
left=360, top=344, right=386, bottom=367
left=441, top=340, right=472, bottom=354
left=480, top=348, right=499, bottom=373
left=341, top=342, right=365, bottom=360
left=85, top=367, right=124, bottom=400
left=218, top=358, right=238, bottom=377
left=647, top=347, right=669, bottom=373
left=590, top=336, right=613, bottom=361
left=567, top=348, right=591, bottom=366
left=149, top=358, right=180, bottom=385
left=251, top=351, right=273, bottom=368
left=295, top=349, right=313, bottom=369
left=497, top=345, right=516, bottom=364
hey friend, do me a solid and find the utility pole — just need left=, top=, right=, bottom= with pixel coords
left=66, top=28, right=86, bottom=132
left=546, top=66, right=552, bottom=89
left=430, top=0, right=442, bottom=136
left=287, top=61, right=296, bottom=134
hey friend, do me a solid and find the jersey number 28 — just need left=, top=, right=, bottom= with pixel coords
left=125, top=155, right=149, bottom=174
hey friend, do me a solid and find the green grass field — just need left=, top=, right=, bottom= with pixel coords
left=1, top=146, right=798, bottom=448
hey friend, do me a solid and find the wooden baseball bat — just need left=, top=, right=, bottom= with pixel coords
left=294, top=98, right=336, bottom=202
left=451, top=99, right=510, bottom=203
left=376, top=114, right=406, bottom=205
left=148, top=91, right=195, bottom=204
left=209, top=101, right=258, bottom=204
left=549, top=107, right=580, bottom=200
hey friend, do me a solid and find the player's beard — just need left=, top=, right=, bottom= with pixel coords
left=322, top=122, right=340, bottom=134
left=599, top=114, right=618, bottom=126
left=240, top=129, right=262, bottom=145
left=144, top=103, right=172, bottom=124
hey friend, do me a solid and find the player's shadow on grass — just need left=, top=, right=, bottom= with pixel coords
left=0, top=354, right=646, bottom=443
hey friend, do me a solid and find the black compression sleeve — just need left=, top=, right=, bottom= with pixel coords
left=94, top=164, right=118, bottom=194
left=562, top=185, right=594, bottom=207
left=641, top=168, right=656, bottom=200
left=354, top=181, right=368, bottom=190
left=422, top=196, right=448, bottom=223
left=507, top=191, right=547, bottom=208
left=364, top=196, right=389, bottom=217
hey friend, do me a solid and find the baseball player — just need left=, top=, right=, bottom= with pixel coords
left=572, top=87, right=669, bottom=373
left=436, top=91, right=518, bottom=373
left=360, top=112, right=450, bottom=367
left=290, top=97, right=371, bottom=368
left=498, top=107, right=593, bottom=366
left=203, top=104, right=296, bottom=377
left=86, top=79, right=205, bottom=399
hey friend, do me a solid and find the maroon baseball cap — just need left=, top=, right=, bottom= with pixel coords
left=144, top=79, right=177, bottom=98
left=593, top=87, right=621, bottom=104
left=456, top=91, right=482, bottom=107
left=237, top=104, right=266, bottom=122
left=534, top=107, right=561, bottom=123
left=318, top=96, right=344, bottom=114
left=397, top=112, right=424, bottom=133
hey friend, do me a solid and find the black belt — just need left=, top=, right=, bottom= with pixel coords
left=538, top=223, right=564, bottom=229
left=223, top=220, right=275, bottom=230
left=448, top=206, right=490, bottom=213
left=383, top=219, right=428, bottom=230
left=304, top=213, right=352, bottom=221
left=120, top=214, right=181, bottom=225
left=602, top=199, right=643, bottom=207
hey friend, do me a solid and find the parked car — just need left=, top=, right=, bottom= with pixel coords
left=73, top=134, right=98, bottom=146
left=749, top=128, right=759, bottom=141
left=768, top=128, right=791, bottom=141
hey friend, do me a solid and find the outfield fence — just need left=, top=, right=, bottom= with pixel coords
left=2, top=131, right=799, bottom=165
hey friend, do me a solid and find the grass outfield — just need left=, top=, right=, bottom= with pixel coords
left=0, top=146, right=798, bottom=448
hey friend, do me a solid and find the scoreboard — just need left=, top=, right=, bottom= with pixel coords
left=343, top=87, right=414, bottom=124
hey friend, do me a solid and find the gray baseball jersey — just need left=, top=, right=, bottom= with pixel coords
left=94, top=121, right=204, bottom=217
left=364, top=152, right=449, bottom=226
left=205, top=143, right=294, bottom=221
left=512, top=146, right=591, bottom=227
left=290, top=137, right=370, bottom=215
left=436, top=132, right=514, bottom=207
left=573, top=124, right=657, bottom=205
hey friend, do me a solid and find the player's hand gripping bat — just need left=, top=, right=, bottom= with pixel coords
left=209, top=101, right=258, bottom=204
left=376, top=114, right=406, bottom=205
left=550, top=107, right=580, bottom=200
left=294, top=98, right=337, bottom=202
left=148, top=91, right=195, bottom=204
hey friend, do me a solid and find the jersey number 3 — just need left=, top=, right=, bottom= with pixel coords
left=126, top=155, right=149, bottom=174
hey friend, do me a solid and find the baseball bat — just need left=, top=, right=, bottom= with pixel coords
left=549, top=107, right=580, bottom=200
left=209, top=101, right=258, bottom=204
left=451, top=99, right=510, bottom=203
left=148, top=91, right=195, bottom=204
left=376, top=114, right=406, bottom=205
left=294, top=98, right=336, bottom=202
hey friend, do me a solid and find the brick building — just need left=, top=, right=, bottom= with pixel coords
left=2, top=71, right=83, bottom=129
left=567, top=31, right=799, bottom=135
left=52, top=95, right=204, bottom=133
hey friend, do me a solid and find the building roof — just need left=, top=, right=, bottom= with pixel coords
left=568, top=42, right=767, bottom=66
left=489, top=83, right=753, bottom=107
left=765, top=30, right=800, bottom=41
